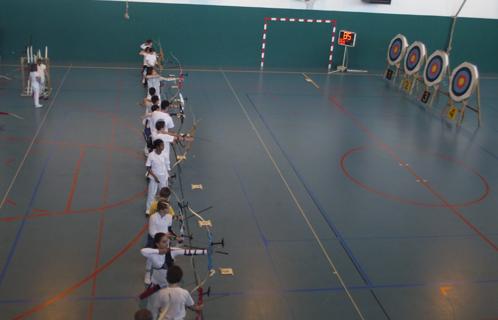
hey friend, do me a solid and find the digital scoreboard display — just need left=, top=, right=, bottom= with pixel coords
left=338, top=30, right=357, bottom=47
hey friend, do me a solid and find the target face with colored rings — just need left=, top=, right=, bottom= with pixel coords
left=387, top=34, right=408, bottom=66
left=404, top=41, right=426, bottom=75
left=423, top=50, right=449, bottom=87
left=449, top=62, right=479, bottom=102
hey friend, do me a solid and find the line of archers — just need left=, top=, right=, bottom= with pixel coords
left=164, top=54, right=226, bottom=319
left=9, top=54, right=222, bottom=319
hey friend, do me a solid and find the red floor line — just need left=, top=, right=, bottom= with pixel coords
left=329, top=96, right=497, bottom=252
left=86, top=213, right=106, bottom=320
left=340, top=146, right=490, bottom=208
left=12, top=223, right=148, bottom=320
left=404, top=166, right=498, bottom=252
left=86, top=116, right=117, bottom=320
left=0, top=189, right=146, bottom=223
left=64, top=146, right=86, bottom=213
left=4, top=158, right=15, bottom=167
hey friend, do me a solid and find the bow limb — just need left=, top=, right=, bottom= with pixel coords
left=170, top=120, right=198, bottom=169
left=155, top=39, right=165, bottom=71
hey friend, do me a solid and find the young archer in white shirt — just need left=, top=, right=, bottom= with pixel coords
left=148, top=264, right=204, bottom=320
left=146, top=140, right=168, bottom=214
left=140, top=233, right=206, bottom=297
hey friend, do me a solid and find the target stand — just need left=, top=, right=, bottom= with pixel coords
left=443, top=62, right=481, bottom=127
left=400, top=41, right=427, bottom=95
left=420, top=50, right=450, bottom=108
left=384, top=34, right=408, bottom=84
left=20, top=45, right=52, bottom=98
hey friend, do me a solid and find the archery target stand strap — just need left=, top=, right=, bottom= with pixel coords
left=329, top=30, right=367, bottom=74
left=443, top=62, right=482, bottom=127
left=420, top=50, right=450, bottom=108
left=384, top=34, right=408, bottom=84
left=400, top=41, right=427, bottom=96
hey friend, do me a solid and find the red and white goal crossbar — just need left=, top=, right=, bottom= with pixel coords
left=260, top=17, right=337, bottom=71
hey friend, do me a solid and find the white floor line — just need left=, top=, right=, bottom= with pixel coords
left=2, top=63, right=498, bottom=79
left=0, top=66, right=72, bottom=210
left=221, top=70, right=366, bottom=320
left=0, top=63, right=384, bottom=77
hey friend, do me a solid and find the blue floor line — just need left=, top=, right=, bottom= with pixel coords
left=399, top=93, right=498, bottom=163
left=233, top=165, right=296, bottom=320
left=1, top=278, right=498, bottom=305
left=339, top=91, right=498, bottom=163
left=245, top=93, right=373, bottom=287
left=0, top=155, right=52, bottom=288
left=0, top=82, right=69, bottom=289
left=210, top=277, right=498, bottom=296
left=266, top=232, right=498, bottom=242
left=0, top=295, right=138, bottom=305
left=232, top=166, right=269, bottom=248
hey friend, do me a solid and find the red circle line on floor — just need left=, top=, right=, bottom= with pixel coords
left=340, top=146, right=490, bottom=208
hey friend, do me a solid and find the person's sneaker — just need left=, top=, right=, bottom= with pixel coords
left=35, top=104, right=43, bottom=108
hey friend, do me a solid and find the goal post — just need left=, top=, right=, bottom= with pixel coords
left=260, top=17, right=337, bottom=71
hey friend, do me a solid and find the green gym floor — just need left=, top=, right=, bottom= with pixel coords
left=0, top=64, right=497, bottom=319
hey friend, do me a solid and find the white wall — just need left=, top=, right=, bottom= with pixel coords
left=109, top=0, right=498, bottom=19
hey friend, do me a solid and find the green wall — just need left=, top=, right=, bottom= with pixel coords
left=1, top=0, right=497, bottom=72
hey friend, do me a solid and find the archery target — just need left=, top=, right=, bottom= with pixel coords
left=404, top=41, right=426, bottom=75
left=449, top=62, right=479, bottom=102
left=423, top=50, right=449, bottom=87
left=387, top=34, right=408, bottom=66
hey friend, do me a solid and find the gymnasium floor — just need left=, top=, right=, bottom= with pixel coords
left=0, top=65, right=497, bottom=320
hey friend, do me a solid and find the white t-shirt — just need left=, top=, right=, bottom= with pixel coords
left=144, top=53, right=158, bottom=67
left=37, top=64, right=46, bottom=81
left=148, top=212, right=173, bottom=238
left=151, top=111, right=174, bottom=134
left=147, top=75, right=161, bottom=100
left=29, top=71, right=40, bottom=88
left=148, top=286, right=195, bottom=320
left=146, top=151, right=167, bottom=176
left=151, top=132, right=174, bottom=170
left=141, top=248, right=207, bottom=287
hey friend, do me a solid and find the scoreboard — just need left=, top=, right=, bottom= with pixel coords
left=338, top=30, right=357, bottom=47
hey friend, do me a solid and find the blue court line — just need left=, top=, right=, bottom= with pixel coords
left=0, top=155, right=52, bottom=288
left=395, top=92, right=498, bottom=163
left=210, top=277, right=498, bottom=297
left=233, top=165, right=296, bottom=320
left=246, top=93, right=395, bottom=319
left=245, top=93, right=373, bottom=287
left=0, top=295, right=137, bottom=305
left=0, top=75, right=70, bottom=288
left=266, top=232, right=498, bottom=243
left=336, top=91, right=498, bottom=163
left=233, top=166, right=269, bottom=248
left=1, top=277, right=498, bottom=305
